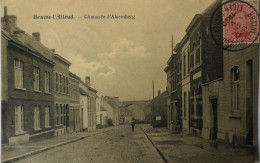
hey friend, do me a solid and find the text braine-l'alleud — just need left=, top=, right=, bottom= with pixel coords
left=33, top=14, right=74, bottom=19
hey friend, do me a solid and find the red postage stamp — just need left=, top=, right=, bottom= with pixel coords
left=223, top=0, right=259, bottom=44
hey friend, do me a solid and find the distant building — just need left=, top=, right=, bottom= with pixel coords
left=79, top=81, right=89, bottom=132
left=85, top=77, right=97, bottom=131
left=100, top=96, right=119, bottom=126
left=68, top=72, right=81, bottom=133
left=151, top=90, right=168, bottom=127
left=1, top=11, right=55, bottom=144
left=53, top=53, right=71, bottom=136
left=96, top=96, right=108, bottom=128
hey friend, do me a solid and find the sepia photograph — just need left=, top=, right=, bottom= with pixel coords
left=1, top=0, right=259, bottom=162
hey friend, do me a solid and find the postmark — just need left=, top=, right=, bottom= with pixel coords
left=210, top=0, right=259, bottom=51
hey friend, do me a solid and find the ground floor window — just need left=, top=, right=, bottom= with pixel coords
left=34, top=105, right=41, bottom=130
left=45, top=106, right=50, bottom=128
left=15, top=105, right=24, bottom=135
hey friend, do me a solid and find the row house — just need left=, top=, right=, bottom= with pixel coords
left=53, top=52, right=71, bottom=136
left=1, top=13, right=55, bottom=144
left=166, top=1, right=222, bottom=137
left=222, top=44, right=258, bottom=147
left=85, top=77, right=98, bottom=131
left=79, top=79, right=89, bottom=132
left=201, top=0, right=258, bottom=147
left=96, top=96, right=109, bottom=128
left=180, top=35, right=190, bottom=134
left=165, top=0, right=258, bottom=148
left=164, top=44, right=182, bottom=131
left=185, top=14, right=203, bottom=136
left=100, top=96, right=119, bottom=126
left=68, top=72, right=81, bottom=133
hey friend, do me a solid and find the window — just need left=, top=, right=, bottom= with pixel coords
left=56, top=104, right=59, bottom=125
left=34, top=105, right=41, bottom=130
left=63, top=76, right=66, bottom=93
left=34, top=67, right=40, bottom=91
left=60, top=104, right=63, bottom=124
left=184, top=55, right=186, bottom=77
left=56, top=73, right=59, bottom=92
left=63, top=105, right=66, bottom=125
left=66, top=77, right=69, bottom=94
left=45, top=106, right=50, bottom=128
left=45, top=72, right=50, bottom=93
left=15, top=105, right=24, bottom=135
left=232, top=67, right=239, bottom=111
left=14, top=59, right=24, bottom=88
left=60, top=74, right=62, bottom=93
left=190, top=51, right=194, bottom=68
left=184, top=92, right=186, bottom=118
left=196, top=37, right=201, bottom=64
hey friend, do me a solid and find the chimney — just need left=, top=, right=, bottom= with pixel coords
left=158, top=90, right=161, bottom=96
left=51, top=49, right=55, bottom=53
left=85, top=76, right=90, bottom=86
left=32, top=32, right=40, bottom=41
left=4, top=6, right=7, bottom=19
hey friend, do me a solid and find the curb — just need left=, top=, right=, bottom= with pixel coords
left=142, top=129, right=168, bottom=163
left=1, top=128, right=114, bottom=163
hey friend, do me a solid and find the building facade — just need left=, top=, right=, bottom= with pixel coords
left=53, top=53, right=71, bottom=136
left=1, top=14, right=55, bottom=144
left=68, top=72, right=81, bottom=133
left=180, top=35, right=191, bottom=134
left=222, top=44, right=258, bottom=147
left=79, top=81, right=89, bottom=131
left=85, top=77, right=97, bottom=131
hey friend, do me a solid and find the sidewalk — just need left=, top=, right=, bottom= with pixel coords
left=1, top=126, right=115, bottom=163
left=143, top=127, right=258, bottom=163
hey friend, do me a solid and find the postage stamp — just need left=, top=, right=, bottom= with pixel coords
left=223, top=0, right=259, bottom=44
left=210, top=0, right=259, bottom=51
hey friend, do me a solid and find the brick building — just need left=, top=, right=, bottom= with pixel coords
left=223, top=44, right=258, bottom=147
left=53, top=53, right=71, bottom=136
left=68, top=72, right=81, bottom=133
left=1, top=13, right=55, bottom=144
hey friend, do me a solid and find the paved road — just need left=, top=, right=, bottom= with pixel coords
left=15, top=125, right=164, bottom=163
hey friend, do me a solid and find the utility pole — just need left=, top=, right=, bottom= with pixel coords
left=171, top=35, right=174, bottom=55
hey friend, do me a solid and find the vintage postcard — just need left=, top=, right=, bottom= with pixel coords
left=1, top=0, right=259, bottom=162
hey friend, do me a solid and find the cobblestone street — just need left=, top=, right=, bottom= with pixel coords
left=2, top=124, right=258, bottom=163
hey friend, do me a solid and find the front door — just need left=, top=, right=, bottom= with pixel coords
left=210, top=99, right=218, bottom=140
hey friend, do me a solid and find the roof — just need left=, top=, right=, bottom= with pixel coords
left=173, top=43, right=180, bottom=52
left=54, top=53, right=71, bottom=66
left=80, top=87, right=88, bottom=96
left=1, top=29, right=55, bottom=65
left=79, top=80, right=98, bottom=93
left=164, top=65, right=170, bottom=72
left=101, top=106, right=107, bottom=111
left=185, top=14, right=202, bottom=33
left=69, top=72, right=81, bottom=80
left=1, top=15, right=55, bottom=65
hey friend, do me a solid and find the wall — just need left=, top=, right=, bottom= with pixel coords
left=223, top=44, right=258, bottom=146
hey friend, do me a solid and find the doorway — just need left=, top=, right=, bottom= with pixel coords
left=210, top=98, right=218, bottom=140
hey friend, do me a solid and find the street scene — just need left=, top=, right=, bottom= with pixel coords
left=1, top=0, right=259, bottom=162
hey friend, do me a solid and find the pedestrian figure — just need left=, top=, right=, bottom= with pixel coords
left=131, top=118, right=135, bottom=132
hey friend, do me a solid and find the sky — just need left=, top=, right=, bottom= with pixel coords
left=1, top=0, right=216, bottom=101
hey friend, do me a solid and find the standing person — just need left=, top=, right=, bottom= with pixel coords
left=131, top=118, right=135, bottom=132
